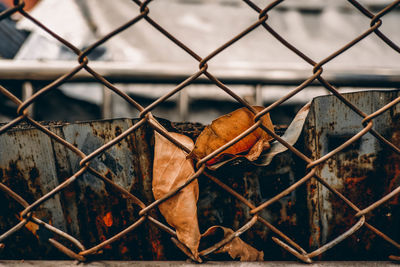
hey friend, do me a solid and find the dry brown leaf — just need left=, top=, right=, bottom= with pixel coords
left=202, top=225, right=264, bottom=261
left=152, top=131, right=201, bottom=261
left=190, top=106, right=274, bottom=165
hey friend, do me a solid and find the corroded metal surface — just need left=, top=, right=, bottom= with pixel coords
left=0, top=91, right=400, bottom=261
left=0, top=119, right=168, bottom=260
left=0, top=118, right=300, bottom=260
left=304, top=90, right=400, bottom=260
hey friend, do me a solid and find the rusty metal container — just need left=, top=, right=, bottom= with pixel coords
left=0, top=90, right=399, bottom=261
left=0, top=117, right=306, bottom=260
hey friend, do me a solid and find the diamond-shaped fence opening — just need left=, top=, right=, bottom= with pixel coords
left=0, top=0, right=400, bottom=263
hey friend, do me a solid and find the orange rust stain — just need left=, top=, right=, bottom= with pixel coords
left=345, top=176, right=367, bottom=190
left=63, top=190, right=74, bottom=198
left=388, top=167, right=400, bottom=205
left=309, top=233, right=320, bottom=249
left=67, top=215, right=72, bottom=224
left=120, top=246, right=128, bottom=254
left=103, top=212, right=113, bottom=227
left=25, top=221, right=39, bottom=238
left=151, top=239, right=163, bottom=260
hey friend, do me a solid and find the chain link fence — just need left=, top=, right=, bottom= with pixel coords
left=0, top=0, right=400, bottom=263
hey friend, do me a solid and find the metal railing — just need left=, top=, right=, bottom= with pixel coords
left=0, top=0, right=400, bottom=263
left=2, top=60, right=400, bottom=121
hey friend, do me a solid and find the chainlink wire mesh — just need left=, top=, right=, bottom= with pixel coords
left=0, top=0, right=400, bottom=263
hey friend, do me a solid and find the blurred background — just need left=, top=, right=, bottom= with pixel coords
left=0, top=0, right=399, bottom=126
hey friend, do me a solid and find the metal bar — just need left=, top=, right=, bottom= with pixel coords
left=255, top=84, right=263, bottom=106
left=102, top=85, right=113, bottom=119
left=179, top=89, right=189, bottom=121
left=0, top=60, right=399, bottom=87
left=21, top=81, right=34, bottom=117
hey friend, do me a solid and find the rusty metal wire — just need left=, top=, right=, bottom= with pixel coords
left=0, top=0, right=400, bottom=263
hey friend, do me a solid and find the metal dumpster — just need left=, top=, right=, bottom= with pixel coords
left=0, top=90, right=399, bottom=261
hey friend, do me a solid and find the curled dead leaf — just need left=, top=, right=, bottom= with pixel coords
left=190, top=106, right=274, bottom=165
left=206, top=102, right=311, bottom=170
left=201, top=225, right=264, bottom=261
left=152, top=131, right=201, bottom=261
left=255, top=102, right=310, bottom=166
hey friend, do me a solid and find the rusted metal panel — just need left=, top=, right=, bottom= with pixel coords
left=0, top=117, right=302, bottom=260
left=304, top=90, right=400, bottom=260
left=0, top=124, right=68, bottom=259
left=0, top=119, right=180, bottom=260
left=1, top=91, right=399, bottom=260
left=0, top=125, right=65, bottom=228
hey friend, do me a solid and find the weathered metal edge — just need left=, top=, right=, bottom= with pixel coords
left=0, top=260, right=398, bottom=267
